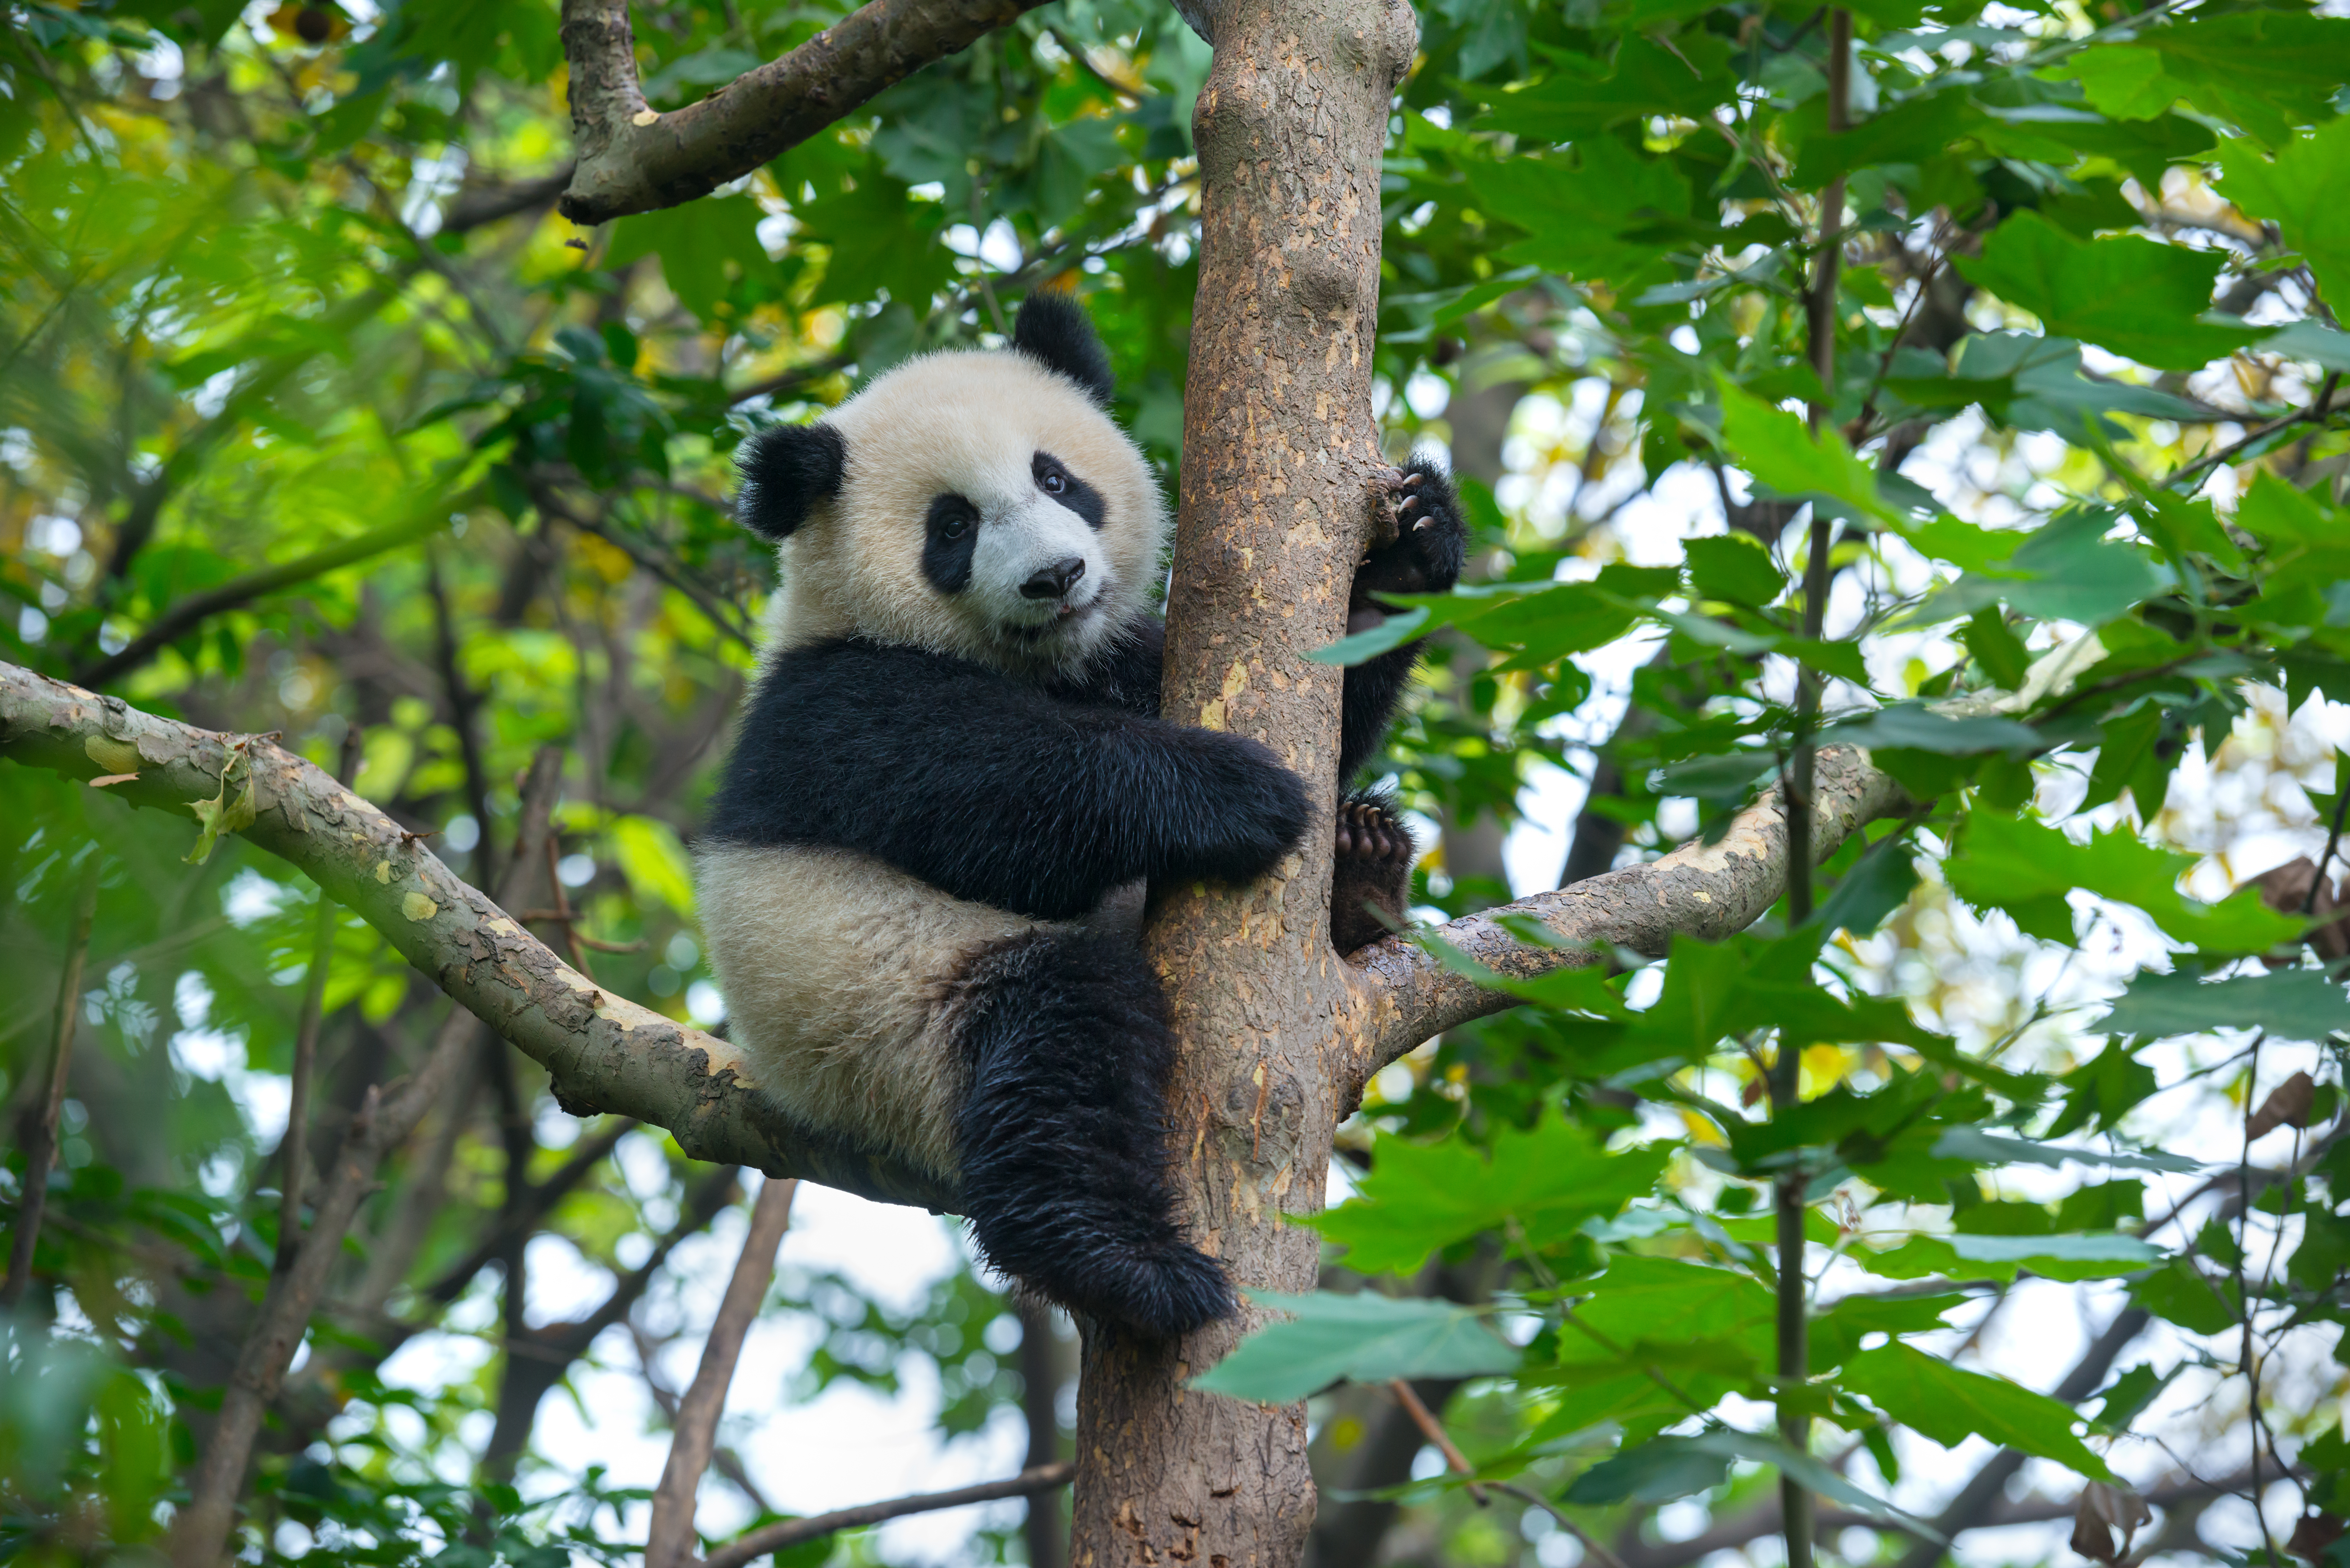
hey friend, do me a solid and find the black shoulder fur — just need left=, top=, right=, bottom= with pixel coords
left=708, top=638, right=1309, bottom=919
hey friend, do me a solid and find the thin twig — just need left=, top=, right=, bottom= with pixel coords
left=516, top=911, right=646, bottom=952
left=2165, top=373, right=2341, bottom=492
left=1777, top=25, right=1850, bottom=1568
left=698, top=1464, right=1075, bottom=1568
left=1490, top=1482, right=1633, bottom=1568
left=542, top=834, right=595, bottom=979
left=2309, top=780, right=2350, bottom=915
left=646, top=1178, right=798, bottom=1568
left=1388, top=1378, right=1487, bottom=1504
left=2240, top=1036, right=2278, bottom=1566
left=1, top=861, right=100, bottom=1310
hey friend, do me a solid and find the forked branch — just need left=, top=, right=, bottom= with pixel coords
left=559, top=0, right=1052, bottom=226
left=1347, top=744, right=1910, bottom=1076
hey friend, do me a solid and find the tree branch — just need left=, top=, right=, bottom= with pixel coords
left=78, top=508, right=454, bottom=690
left=0, top=661, right=952, bottom=1212
left=1347, top=744, right=1909, bottom=1074
left=170, top=1005, right=481, bottom=1567
left=647, top=1177, right=797, bottom=1568
left=557, top=0, right=1053, bottom=226
left=698, top=1464, right=1076, bottom=1568
left=1, top=860, right=98, bottom=1310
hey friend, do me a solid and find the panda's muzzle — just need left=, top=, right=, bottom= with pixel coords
left=1020, top=557, right=1087, bottom=601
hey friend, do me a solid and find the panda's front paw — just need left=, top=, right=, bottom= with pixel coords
left=1352, top=458, right=1467, bottom=629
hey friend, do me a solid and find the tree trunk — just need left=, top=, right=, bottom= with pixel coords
left=1068, top=1, right=1416, bottom=1563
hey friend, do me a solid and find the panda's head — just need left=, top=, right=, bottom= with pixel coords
left=734, top=293, right=1166, bottom=680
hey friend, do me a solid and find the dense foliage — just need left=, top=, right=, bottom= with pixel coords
left=4, top=0, right=2350, bottom=1561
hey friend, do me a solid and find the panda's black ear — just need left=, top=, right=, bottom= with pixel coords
left=736, top=423, right=846, bottom=540
left=1012, top=291, right=1115, bottom=408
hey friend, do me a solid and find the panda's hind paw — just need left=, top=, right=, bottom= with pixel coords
left=1331, top=793, right=1416, bottom=955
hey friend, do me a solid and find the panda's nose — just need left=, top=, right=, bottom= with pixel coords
left=1020, top=557, right=1086, bottom=599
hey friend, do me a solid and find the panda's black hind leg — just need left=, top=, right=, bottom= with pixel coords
left=1331, top=790, right=1416, bottom=954
left=952, top=932, right=1234, bottom=1338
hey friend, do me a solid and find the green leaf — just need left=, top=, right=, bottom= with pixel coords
left=1944, top=811, right=2300, bottom=956
left=1480, top=33, right=1737, bottom=140
left=1190, top=1290, right=1520, bottom=1404
left=1823, top=703, right=2042, bottom=756
left=2056, top=46, right=2187, bottom=120
left=2096, top=967, right=2350, bottom=1043
left=602, top=196, right=770, bottom=324
left=1928, top=1126, right=2197, bottom=1174
left=1954, top=210, right=2264, bottom=371
left=1550, top=1257, right=1776, bottom=1377
left=1305, top=607, right=1431, bottom=666
left=1304, top=1118, right=1673, bottom=1274
left=1960, top=611, right=2034, bottom=690
left=1684, top=533, right=1783, bottom=607
left=2129, top=1257, right=2237, bottom=1335
left=1815, top=835, right=1920, bottom=938
left=2217, top=122, right=2350, bottom=314
left=1716, top=382, right=1900, bottom=525
left=2047, top=1039, right=2160, bottom=1137
left=1566, top=1429, right=1930, bottom=1527
left=1791, top=89, right=1975, bottom=186
left=1809, top=1291, right=1964, bottom=1371
left=2089, top=1363, right=2172, bottom=1435
left=1945, top=1232, right=2161, bottom=1265
left=2131, top=11, right=2350, bottom=149
left=1464, top=140, right=1692, bottom=283
left=1843, top=1342, right=2117, bottom=1481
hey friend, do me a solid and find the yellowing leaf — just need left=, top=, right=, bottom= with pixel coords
left=184, top=754, right=257, bottom=866
left=611, top=814, right=697, bottom=917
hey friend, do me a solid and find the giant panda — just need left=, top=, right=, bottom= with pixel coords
left=697, top=293, right=1464, bottom=1337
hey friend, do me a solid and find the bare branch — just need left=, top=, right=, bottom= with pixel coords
left=630, top=1322, right=774, bottom=1514
left=647, top=1178, right=798, bottom=1568
left=699, top=1464, right=1076, bottom=1568
left=558, top=0, right=1052, bottom=226
left=1, top=860, right=98, bottom=1310
left=441, top=165, right=576, bottom=233
left=170, top=1006, right=481, bottom=1567
left=77, top=509, right=452, bottom=689
left=0, top=661, right=951, bottom=1212
left=1347, top=745, right=1909, bottom=1075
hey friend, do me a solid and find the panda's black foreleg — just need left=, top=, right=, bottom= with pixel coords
left=1337, top=457, right=1467, bottom=784
left=951, top=931, right=1233, bottom=1338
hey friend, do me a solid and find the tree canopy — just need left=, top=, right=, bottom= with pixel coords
left=6, top=0, right=2350, bottom=1563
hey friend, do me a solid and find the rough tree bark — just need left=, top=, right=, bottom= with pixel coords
left=1067, top=2, right=1421, bottom=1562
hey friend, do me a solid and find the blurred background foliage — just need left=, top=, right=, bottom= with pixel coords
left=6, top=0, right=2350, bottom=1560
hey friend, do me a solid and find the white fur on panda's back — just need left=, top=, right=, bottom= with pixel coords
left=757, top=348, right=1167, bottom=680
left=697, top=841, right=1146, bottom=1183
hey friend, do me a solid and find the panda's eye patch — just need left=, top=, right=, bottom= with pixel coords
left=923, top=494, right=982, bottom=593
left=1032, top=450, right=1106, bottom=531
